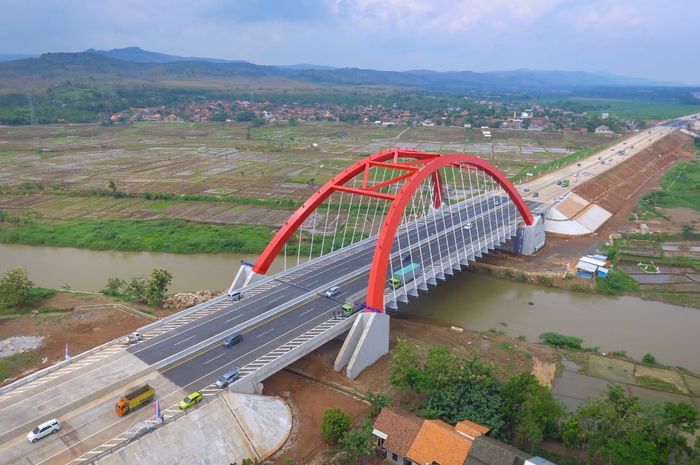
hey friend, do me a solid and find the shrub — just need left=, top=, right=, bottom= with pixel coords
left=539, top=332, right=583, bottom=350
left=0, top=268, right=34, bottom=306
left=641, top=353, right=658, bottom=365
left=321, top=408, right=351, bottom=446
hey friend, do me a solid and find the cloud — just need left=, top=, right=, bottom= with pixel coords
left=328, top=0, right=563, bottom=33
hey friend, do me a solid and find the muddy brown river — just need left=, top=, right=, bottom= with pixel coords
left=2, top=243, right=698, bottom=371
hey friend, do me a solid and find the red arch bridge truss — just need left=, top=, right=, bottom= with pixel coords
left=253, top=148, right=533, bottom=312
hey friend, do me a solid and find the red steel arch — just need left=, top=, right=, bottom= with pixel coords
left=253, top=148, right=445, bottom=275
left=365, top=153, right=532, bottom=311
left=253, top=149, right=533, bottom=312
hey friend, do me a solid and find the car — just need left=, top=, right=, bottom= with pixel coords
left=27, top=419, right=60, bottom=443
left=555, top=180, right=562, bottom=186
left=324, top=286, right=340, bottom=298
left=222, top=331, right=242, bottom=348
left=401, top=252, right=411, bottom=263
left=179, top=392, right=203, bottom=410
left=523, top=188, right=530, bottom=192
left=463, top=223, right=473, bottom=230
left=227, top=290, right=243, bottom=301
left=123, top=332, right=143, bottom=345
left=215, top=367, right=240, bottom=388
left=532, top=192, right=540, bottom=197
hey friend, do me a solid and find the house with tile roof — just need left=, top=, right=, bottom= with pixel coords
left=372, top=408, right=557, bottom=465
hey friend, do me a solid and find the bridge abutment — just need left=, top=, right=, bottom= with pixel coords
left=334, top=312, right=390, bottom=379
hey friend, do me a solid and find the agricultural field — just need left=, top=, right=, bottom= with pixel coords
left=0, top=121, right=615, bottom=230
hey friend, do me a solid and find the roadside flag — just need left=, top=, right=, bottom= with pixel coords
left=65, top=343, right=71, bottom=361
left=154, top=399, right=162, bottom=423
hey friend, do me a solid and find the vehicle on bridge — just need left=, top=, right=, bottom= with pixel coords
left=222, top=331, right=243, bottom=348
left=179, top=391, right=203, bottom=410
left=115, top=384, right=155, bottom=416
left=338, top=301, right=361, bottom=318
left=122, top=331, right=143, bottom=345
left=27, top=419, right=60, bottom=443
left=389, top=263, right=421, bottom=289
left=215, top=368, right=240, bottom=388
left=324, top=286, right=341, bottom=298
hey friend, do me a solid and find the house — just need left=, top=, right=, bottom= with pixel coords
left=372, top=408, right=558, bottom=465
left=372, top=408, right=489, bottom=465
left=595, top=125, right=614, bottom=135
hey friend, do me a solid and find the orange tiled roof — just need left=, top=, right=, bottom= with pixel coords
left=407, top=419, right=479, bottom=465
left=455, top=419, right=490, bottom=440
left=373, top=408, right=424, bottom=457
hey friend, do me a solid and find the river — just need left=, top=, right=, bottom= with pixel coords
left=2, top=243, right=699, bottom=371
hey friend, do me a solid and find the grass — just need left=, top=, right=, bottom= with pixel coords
left=0, top=350, right=40, bottom=384
left=635, top=375, right=682, bottom=393
left=565, top=98, right=700, bottom=120
left=636, top=159, right=700, bottom=214
left=0, top=218, right=275, bottom=254
left=595, top=268, right=640, bottom=295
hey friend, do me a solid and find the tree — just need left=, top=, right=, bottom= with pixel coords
left=415, top=345, right=460, bottom=394
left=339, top=420, right=373, bottom=464
left=641, top=353, right=658, bottom=365
left=365, top=389, right=390, bottom=420
left=501, top=373, right=564, bottom=449
left=125, top=276, right=146, bottom=301
left=107, top=179, right=117, bottom=194
left=102, top=277, right=126, bottom=296
left=388, top=337, right=421, bottom=391
left=321, top=408, right=352, bottom=446
left=0, top=268, right=34, bottom=306
left=681, top=224, right=695, bottom=240
left=144, top=268, right=173, bottom=306
left=422, top=356, right=505, bottom=434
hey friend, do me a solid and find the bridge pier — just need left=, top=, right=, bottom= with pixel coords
left=498, top=213, right=546, bottom=255
left=334, top=312, right=390, bottom=379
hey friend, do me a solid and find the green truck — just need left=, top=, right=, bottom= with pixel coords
left=115, top=384, right=155, bottom=416
left=340, top=302, right=361, bottom=317
left=389, top=262, right=421, bottom=289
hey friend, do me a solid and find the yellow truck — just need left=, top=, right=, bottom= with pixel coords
left=115, top=384, right=155, bottom=416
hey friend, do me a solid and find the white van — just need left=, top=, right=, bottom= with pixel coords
left=27, top=419, right=60, bottom=443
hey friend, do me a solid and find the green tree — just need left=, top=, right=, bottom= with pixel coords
left=365, top=389, right=390, bottom=420
left=321, top=408, right=352, bottom=446
left=339, top=420, right=372, bottom=464
left=641, top=353, right=658, bottom=365
left=388, top=337, right=421, bottom=391
left=681, top=224, right=695, bottom=240
left=415, top=345, right=460, bottom=394
left=501, top=373, right=564, bottom=449
left=107, top=179, right=117, bottom=194
left=0, top=268, right=34, bottom=306
left=422, top=356, right=505, bottom=434
left=102, top=277, right=126, bottom=296
left=125, top=276, right=146, bottom=301
left=144, top=268, right=173, bottom=306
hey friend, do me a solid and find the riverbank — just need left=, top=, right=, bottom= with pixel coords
left=0, top=216, right=273, bottom=254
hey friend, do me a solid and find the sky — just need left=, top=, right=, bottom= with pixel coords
left=1, top=0, right=698, bottom=83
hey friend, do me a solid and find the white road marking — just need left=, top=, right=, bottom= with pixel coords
left=203, top=353, right=227, bottom=365
left=173, top=335, right=196, bottom=346
left=255, top=328, right=275, bottom=339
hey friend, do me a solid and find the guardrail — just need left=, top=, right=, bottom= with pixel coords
left=77, top=387, right=226, bottom=465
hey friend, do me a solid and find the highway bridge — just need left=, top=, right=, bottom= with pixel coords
left=1, top=111, right=696, bottom=465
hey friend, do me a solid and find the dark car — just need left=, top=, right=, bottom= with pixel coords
left=222, top=332, right=242, bottom=348
left=215, top=367, right=240, bottom=388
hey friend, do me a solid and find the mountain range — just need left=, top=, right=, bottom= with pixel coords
left=0, top=46, right=689, bottom=93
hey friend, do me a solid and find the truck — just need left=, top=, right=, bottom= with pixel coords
left=339, top=302, right=361, bottom=317
left=115, top=384, right=155, bottom=416
left=561, top=179, right=570, bottom=187
left=389, top=262, right=421, bottom=289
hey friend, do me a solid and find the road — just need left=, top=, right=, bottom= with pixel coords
left=0, top=191, right=521, bottom=465
left=3, top=113, right=696, bottom=464
left=518, top=113, right=699, bottom=208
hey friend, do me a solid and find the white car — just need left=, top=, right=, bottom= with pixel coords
left=463, top=223, right=473, bottom=230
left=324, top=286, right=340, bottom=298
left=27, top=419, right=60, bottom=443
